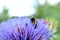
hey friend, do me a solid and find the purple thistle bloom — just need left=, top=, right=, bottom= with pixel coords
left=0, top=17, right=53, bottom=40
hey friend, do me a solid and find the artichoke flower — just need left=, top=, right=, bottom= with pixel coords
left=0, top=17, right=54, bottom=40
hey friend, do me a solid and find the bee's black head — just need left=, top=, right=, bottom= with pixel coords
left=31, top=18, right=35, bottom=23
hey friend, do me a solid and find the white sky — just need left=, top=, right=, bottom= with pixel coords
left=0, top=0, right=60, bottom=17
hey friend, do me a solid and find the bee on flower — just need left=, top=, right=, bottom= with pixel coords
left=0, top=17, right=54, bottom=40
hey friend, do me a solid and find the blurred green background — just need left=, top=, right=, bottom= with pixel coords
left=0, top=0, right=60, bottom=40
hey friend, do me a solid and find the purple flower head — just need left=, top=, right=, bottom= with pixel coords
left=0, top=17, right=54, bottom=40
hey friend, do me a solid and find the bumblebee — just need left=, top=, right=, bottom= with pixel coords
left=31, top=17, right=37, bottom=29
left=31, top=17, right=36, bottom=24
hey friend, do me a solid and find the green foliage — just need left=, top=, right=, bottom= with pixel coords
left=0, top=7, right=9, bottom=22
left=33, top=5, right=60, bottom=19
